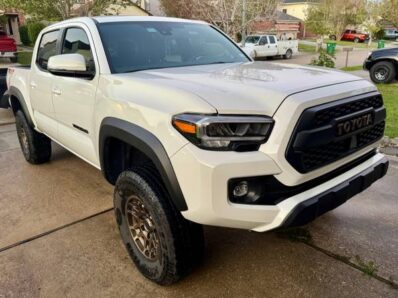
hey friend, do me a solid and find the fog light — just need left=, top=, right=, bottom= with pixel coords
left=233, top=181, right=249, bottom=197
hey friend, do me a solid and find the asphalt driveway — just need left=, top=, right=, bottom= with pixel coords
left=0, top=123, right=397, bottom=297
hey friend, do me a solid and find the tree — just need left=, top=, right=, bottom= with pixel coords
left=0, top=0, right=131, bottom=21
left=380, top=0, right=398, bottom=27
left=305, top=0, right=366, bottom=41
left=160, top=0, right=278, bottom=40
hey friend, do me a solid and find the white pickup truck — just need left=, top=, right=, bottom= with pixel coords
left=0, top=17, right=388, bottom=285
left=242, top=34, right=298, bottom=59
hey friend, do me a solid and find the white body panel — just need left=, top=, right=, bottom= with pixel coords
left=6, top=16, right=386, bottom=231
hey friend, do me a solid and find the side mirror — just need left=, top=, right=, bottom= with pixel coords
left=48, top=54, right=94, bottom=79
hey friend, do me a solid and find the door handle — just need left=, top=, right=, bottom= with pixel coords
left=52, top=88, right=61, bottom=95
left=30, top=82, right=37, bottom=88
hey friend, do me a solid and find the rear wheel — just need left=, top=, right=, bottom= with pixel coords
left=114, top=167, right=204, bottom=285
left=370, top=61, right=396, bottom=84
left=15, top=110, right=51, bottom=164
left=283, top=49, right=293, bottom=59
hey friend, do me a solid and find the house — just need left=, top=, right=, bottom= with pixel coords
left=0, top=9, right=25, bottom=44
left=278, top=0, right=319, bottom=21
left=250, top=11, right=301, bottom=40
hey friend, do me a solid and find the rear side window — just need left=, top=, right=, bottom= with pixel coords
left=62, top=28, right=95, bottom=72
left=36, top=30, right=59, bottom=70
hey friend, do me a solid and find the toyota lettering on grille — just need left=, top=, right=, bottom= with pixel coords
left=336, top=113, right=373, bottom=137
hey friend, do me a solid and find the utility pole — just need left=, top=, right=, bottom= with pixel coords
left=241, top=0, right=247, bottom=46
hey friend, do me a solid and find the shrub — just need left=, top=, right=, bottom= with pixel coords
left=19, top=25, right=30, bottom=45
left=310, top=49, right=335, bottom=68
left=27, top=22, right=46, bottom=45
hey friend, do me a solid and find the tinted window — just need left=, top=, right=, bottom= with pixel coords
left=98, top=22, right=249, bottom=73
left=269, top=36, right=276, bottom=44
left=62, top=28, right=95, bottom=72
left=259, top=36, right=268, bottom=45
left=36, top=30, right=59, bottom=70
left=245, top=36, right=260, bottom=44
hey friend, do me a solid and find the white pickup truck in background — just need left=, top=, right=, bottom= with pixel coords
left=242, top=34, right=298, bottom=59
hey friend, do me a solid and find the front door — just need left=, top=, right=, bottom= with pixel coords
left=52, top=26, right=99, bottom=166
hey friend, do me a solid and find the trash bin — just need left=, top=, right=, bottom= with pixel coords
left=378, top=40, right=385, bottom=49
left=326, top=42, right=336, bottom=55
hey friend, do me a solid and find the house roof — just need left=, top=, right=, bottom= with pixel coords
left=276, top=11, right=301, bottom=22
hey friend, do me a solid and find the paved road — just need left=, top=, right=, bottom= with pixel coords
left=0, top=124, right=397, bottom=297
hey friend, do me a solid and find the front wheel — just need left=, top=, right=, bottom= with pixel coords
left=114, top=167, right=204, bottom=285
left=354, top=37, right=360, bottom=43
left=370, top=61, right=396, bottom=84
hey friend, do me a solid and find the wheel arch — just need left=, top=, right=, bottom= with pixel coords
left=99, top=117, right=188, bottom=211
left=8, top=86, right=34, bottom=126
left=369, top=58, right=398, bottom=69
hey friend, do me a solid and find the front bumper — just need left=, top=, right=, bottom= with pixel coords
left=172, top=141, right=388, bottom=231
left=281, top=155, right=388, bottom=228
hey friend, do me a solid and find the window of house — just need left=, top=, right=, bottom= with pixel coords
left=282, top=9, right=287, bottom=14
left=36, top=30, right=59, bottom=70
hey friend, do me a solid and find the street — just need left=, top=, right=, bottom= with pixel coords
left=0, top=124, right=397, bottom=297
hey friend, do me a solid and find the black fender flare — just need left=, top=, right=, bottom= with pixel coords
left=8, top=86, right=34, bottom=126
left=99, top=117, right=188, bottom=211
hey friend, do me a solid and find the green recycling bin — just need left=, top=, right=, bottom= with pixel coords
left=378, top=40, right=385, bottom=49
left=326, top=42, right=336, bottom=55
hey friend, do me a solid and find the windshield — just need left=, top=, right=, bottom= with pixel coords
left=98, top=21, right=249, bottom=73
left=245, top=36, right=260, bottom=45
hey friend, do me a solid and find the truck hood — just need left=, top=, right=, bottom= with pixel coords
left=121, top=62, right=365, bottom=115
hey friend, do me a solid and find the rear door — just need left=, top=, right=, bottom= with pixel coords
left=30, top=29, right=61, bottom=137
left=51, top=26, right=99, bottom=165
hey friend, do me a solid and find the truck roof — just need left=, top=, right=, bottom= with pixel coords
left=46, top=16, right=207, bottom=30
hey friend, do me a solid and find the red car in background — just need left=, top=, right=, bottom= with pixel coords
left=340, top=29, right=369, bottom=43
left=0, top=31, right=17, bottom=62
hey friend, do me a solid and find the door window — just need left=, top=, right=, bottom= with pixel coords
left=259, top=36, right=268, bottom=45
left=36, top=30, right=59, bottom=70
left=62, top=28, right=95, bottom=73
left=268, top=36, right=276, bottom=44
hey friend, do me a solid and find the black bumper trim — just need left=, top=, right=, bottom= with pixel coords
left=281, top=156, right=389, bottom=228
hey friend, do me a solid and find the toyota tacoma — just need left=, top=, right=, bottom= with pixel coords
left=0, top=17, right=389, bottom=285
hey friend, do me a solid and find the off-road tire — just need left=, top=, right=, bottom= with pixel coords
left=370, top=61, right=396, bottom=84
left=15, top=110, right=51, bottom=164
left=114, top=167, right=204, bottom=285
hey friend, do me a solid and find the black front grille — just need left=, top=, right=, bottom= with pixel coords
left=313, top=96, right=383, bottom=127
left=286, top=92, right=385, bottom=173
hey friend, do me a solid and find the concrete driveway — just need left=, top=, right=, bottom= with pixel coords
left=0, top=124, right=397, bottom=297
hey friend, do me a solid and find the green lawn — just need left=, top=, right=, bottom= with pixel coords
left=16, top=51, right=33, bottom=65
left=325, top=39, right=378, bottom=49
left=298, top=43, right=316, bottom=53
left=340, top=65, right=363, bottom=71
left=377, top=83, right=398, bottom=138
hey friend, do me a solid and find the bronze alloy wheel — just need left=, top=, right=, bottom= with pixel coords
left=18, top=124, right=30, bottom=156
left=125, top=195, right=160, bottom=261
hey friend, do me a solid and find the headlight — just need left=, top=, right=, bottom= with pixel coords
left=172, top=114, right=274, bottom=151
